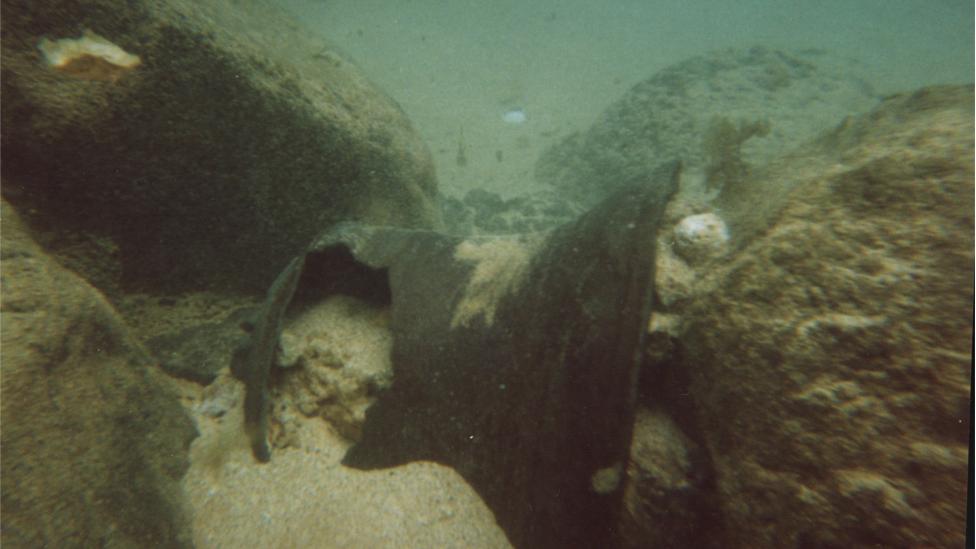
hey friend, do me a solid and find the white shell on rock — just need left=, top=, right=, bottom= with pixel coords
left=673, top=213, right=730, bottom=264
left=37, top=30, right=141, bottom=82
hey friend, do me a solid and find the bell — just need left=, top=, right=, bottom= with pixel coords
left=233, top=161, right=681, bottom=548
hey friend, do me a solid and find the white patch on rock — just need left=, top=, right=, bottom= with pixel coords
left=673, top=213, right=730, bottom=264
left=37, top=30, right=141, bottom=81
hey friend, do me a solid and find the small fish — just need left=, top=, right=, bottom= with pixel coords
left=456, top=127, right=468, bottom=167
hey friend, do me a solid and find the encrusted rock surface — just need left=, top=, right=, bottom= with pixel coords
left=669, top=85, right=973, bottom=548
left=619, top=408, right=721, bottom=549
left=1, top=0, right=440, bottom=292
left=0, top=199, right=197, bottom=548
left=274, top=294, right=394, bottom=443
left=672, top=212, right=730, bottom=265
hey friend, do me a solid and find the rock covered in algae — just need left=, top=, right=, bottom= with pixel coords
left=2, top=0, right=440, bottom=293
left=0, top=200, right=196, bottom=548
left=677, top=85, right=973, bottom=548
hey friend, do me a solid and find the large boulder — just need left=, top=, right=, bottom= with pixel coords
left=664, top=85, right=973, bottom=547
left=0, top=199, right=198, bottom=547
left=1, top=0, right=440, bottom=292
left=535, top=47, right=879, bottom=208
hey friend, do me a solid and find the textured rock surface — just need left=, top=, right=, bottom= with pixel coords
left=1, top=0, right=440, bottom=292
left=275, top=295, right=394, bottom=443
left=146, top=305, right=256, bottom=384
left=536, top=47, right=879, bottom=207
left=619, top=408, right=720, bottom=549
left=441, top=188, right=583, bottom=236
left=671, top=85, right=973, bottom=548
left=0, top=199, right=197, bottom=548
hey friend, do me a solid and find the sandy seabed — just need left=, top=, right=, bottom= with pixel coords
left=178, top=375, right=512, bottom=549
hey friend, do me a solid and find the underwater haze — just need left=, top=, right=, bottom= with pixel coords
left=282, top=0, right=974, bottom=202
left=1, top=0, right=973, bottom=548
